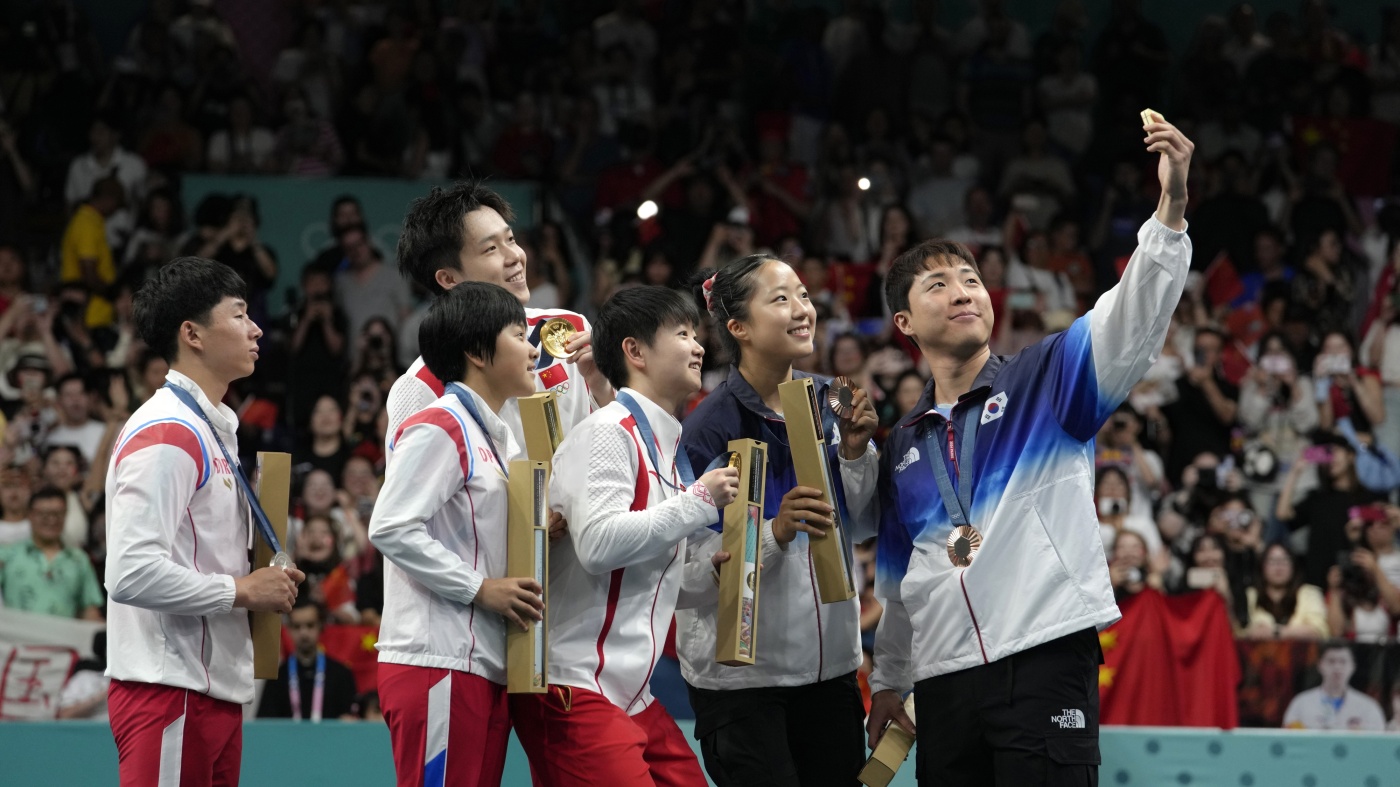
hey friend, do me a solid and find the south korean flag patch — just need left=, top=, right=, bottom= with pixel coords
left=981, top=391, right=1008, bottom=425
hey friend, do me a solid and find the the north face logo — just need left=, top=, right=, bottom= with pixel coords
left=895, top=446, right=920, bottom=474
left=1051, top=709, right=1086, bottom=729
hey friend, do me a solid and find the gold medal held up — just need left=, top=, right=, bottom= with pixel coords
left=539, top=318, right=577, bottom=359
left=828, top=376, right=859, bottom=419
left=946, top=525, right=982, bottom=568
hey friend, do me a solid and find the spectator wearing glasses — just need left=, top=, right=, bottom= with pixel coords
left=1241, top=542, right=1328, bottom=640
left=1204, top=493, right=1264, bottom=624
left=0, top=486, right=103, bottom=620
left=1163, top=327, right=1239, bottom=484
left=1096, top=405, right=1166, bottom=537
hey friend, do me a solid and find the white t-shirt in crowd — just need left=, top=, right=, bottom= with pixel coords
left=207, top=129, right=277, bottom=171
left=0, top=519, right=29, bottom=545
left=1038, top=73, right=1097, bottom=155
left=46, top=420, right=107, bottom=464
left=1007, top=259, right=1077, bottom=314
left=525, top=282, right=561, bottom=311
left=1378, top=550, right=1400, bottom=591
left=1351, top=604, right=1391, bottom=644
left=1282, top=687, right=1386, bottom=732
left=1099, top=518, right=1164, bottom=561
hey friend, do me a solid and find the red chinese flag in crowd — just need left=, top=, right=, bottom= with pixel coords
left=1202, top=253, right=1244, bottom=310
left=320, top=625, right=382, bottom=695
left=1292, top=116, right=1398, bottom=197
left=1098, top=590, right=1183, bottom=725
left=1164, top=591, right=1241, bottom=728
left=1099, top=590, right=1239, bottom=728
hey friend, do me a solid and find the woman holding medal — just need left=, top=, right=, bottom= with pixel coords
left=677, top=255, right=881, bottom=787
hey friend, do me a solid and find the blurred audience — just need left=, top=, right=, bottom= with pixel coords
left=0, top=0, right=1397, bottom=733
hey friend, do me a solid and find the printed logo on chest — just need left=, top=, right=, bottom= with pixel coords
left=981, top=392, right=1009, bottom=425
left=895, top=446, right=921, bottom=474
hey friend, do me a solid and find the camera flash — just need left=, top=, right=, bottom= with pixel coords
left=857, top=177, right=871, bottom=191
left=637, top=200, right=659, bottom=220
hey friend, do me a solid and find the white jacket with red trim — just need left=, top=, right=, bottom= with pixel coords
left=104, top=371, right=254, bottom=705
left=371, top=385, right=520, bottom=683
left=546, top=389, right=719, bottom=715
left=385, top=308, right=596, bottom=453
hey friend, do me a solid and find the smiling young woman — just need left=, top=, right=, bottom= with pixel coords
left=672, top=255, right=881, bottom=787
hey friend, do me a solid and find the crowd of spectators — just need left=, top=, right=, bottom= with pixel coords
left=1, top=0, right=1399, bottom=728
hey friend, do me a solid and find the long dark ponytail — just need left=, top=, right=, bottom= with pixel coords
left=689, top=254, right=779, bottom=364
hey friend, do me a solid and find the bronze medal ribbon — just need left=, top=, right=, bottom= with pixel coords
left=924, top=405, right=983, bottom=567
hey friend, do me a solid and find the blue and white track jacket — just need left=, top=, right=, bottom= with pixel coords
left=871, top=218, right=1191, bottom=693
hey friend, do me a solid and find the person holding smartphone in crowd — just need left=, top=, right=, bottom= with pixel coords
left=1314, top=330, right=1385, bottom=435
left=1095, top=406, right=1167, bottom=543
left=287, top=265, right=350, bottom=432
left=1238, top=332, right=1319, bottom=527
left=1278, top=435, right=1382, bottom=588
left=1162, top=326, right=1239, bottom=485
left=1325, top=504, right=1400, bottom=642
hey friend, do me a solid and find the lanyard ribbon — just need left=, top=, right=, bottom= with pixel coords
left=616, top=390, right=695, bottom=491
left=923, top=405, right=981, bottom=527
left=447, top=382, right=508, bottom=477
left=164, top=383, right=285, bottom=555
left=288, top=651, right=325, bottom=722
left=527, top=321, right=552, bottom=369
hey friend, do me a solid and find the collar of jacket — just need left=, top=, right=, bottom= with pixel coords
left=898, top=352, right=1006, bottom=430
left=723, top=365, right=830, bottom=421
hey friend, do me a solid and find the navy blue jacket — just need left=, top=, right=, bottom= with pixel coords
left=675, top=366, right=878, bottom=690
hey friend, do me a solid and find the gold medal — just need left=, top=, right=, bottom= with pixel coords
left=946, top=525, right=982, bottom=568
left=827, top=376, right=859, bottom=419
left=539, top=318, right=577, bottom=358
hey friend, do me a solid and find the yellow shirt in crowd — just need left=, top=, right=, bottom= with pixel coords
left=58, top=203, right=115, bottom=327
left=1243, top=584, right=1330, bottom=639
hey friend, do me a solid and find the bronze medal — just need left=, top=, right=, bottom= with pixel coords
left=827, top=376, right=859, bottom=419
left=946, top=525, right=982, bottom=568
left=539, top=318, right=577, bottom=359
